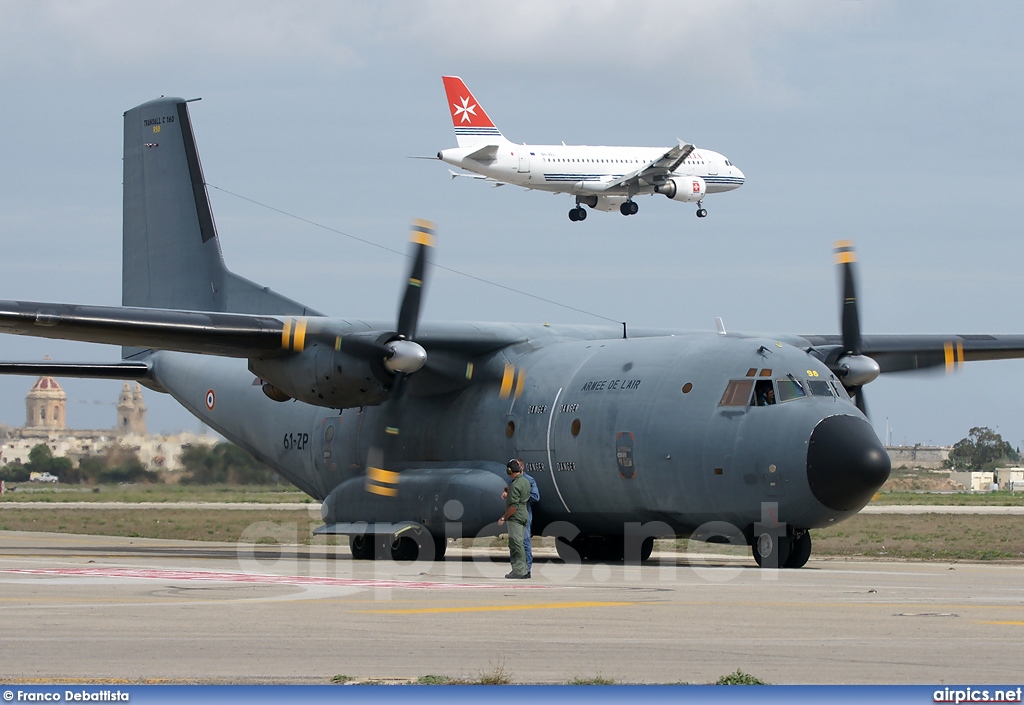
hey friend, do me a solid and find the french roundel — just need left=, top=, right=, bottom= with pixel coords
left=205, top=389, right=216, bottom=410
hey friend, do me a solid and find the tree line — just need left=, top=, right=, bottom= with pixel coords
left=944, top=426, right=1020, bottom=470
left=0, top=442, right=281, bottom=485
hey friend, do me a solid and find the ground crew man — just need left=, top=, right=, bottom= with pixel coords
left=498, top=458, right=531, bottom=579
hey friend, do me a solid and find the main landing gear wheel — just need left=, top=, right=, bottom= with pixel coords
left=568, top=206, right=587, bottom=221
left=783, top=531, right=812, bottom=569
left=619, top=201, right=639, bottom=216
left=751, top=532, right=791, bottom=569
left=349, top=533, right=374, bottom=560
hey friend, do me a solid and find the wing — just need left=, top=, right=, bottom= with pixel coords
left=0, top=298, right=527, bottom=383
left=794, top=333, right=1024, bottom=373
left=604, top=140, right=695, bottom=190
left=0, top=299, right=288, bottom=357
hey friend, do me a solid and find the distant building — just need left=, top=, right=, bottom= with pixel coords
left=886, top=445, right=950, bottom=470
left=994, top=467, right=1024, bottom=491
left=1, top=376, right=215, bottom=472
left=949, top=471, right=996, bottom=492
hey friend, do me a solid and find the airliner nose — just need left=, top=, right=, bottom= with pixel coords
left=806, top=415, right=890, bottom=512
left=734, top=165, right=745, bottom=183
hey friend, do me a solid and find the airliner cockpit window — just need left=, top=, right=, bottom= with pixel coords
left=776, top=378, right=807, bottom=402
left=807, top=380, right=833, bottom=397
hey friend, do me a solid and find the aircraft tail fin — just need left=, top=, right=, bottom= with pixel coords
left=442, top=76, right=505, bottom=147
left=121, top=98, right=316, bottom=327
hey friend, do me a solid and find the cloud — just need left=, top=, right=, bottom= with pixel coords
left=1, top=0, right=873, bottom=85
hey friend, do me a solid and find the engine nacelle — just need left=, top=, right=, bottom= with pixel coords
left=251, top=344, right=389, bottom=410
left=656, top=176, right=706, bottom=202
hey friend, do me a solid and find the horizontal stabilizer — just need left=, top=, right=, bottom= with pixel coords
left=465, top=144, right=499, bottom=162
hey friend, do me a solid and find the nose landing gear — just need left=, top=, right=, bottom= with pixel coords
left=696, top=200, right=708, bottom=218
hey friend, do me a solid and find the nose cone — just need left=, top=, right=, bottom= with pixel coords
left=806, top=415, right=890, bottom=512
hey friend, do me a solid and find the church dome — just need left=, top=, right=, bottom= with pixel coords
left=28, top=376, right=66, bottom=397
left=26, top=376, right=67, bottom=429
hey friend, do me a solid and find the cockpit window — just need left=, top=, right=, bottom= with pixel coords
left=754, top=379, right=775, bottom=406
left=830, top=381, right=851, bottom=400
left=719, top=379, right=755, bottom=407
left=776, top=378, right=807, bottom=402
left=807, top=380, right=833, bottom=397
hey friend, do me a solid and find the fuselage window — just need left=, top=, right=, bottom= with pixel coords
left=719, top=379, right=755, bottom=407
left=807, top=380, right=833, bottom=397
left=754, top=379, right=776, bottom=406
left=776, top=379, right=807, bottom=403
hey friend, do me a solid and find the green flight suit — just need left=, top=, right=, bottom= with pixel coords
left=506, top=473, right=531, bottom=576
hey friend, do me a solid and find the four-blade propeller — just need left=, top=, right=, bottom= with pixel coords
left=829, top=241, right=880, bottom=415
left=363, top=219, right=435, bottom=498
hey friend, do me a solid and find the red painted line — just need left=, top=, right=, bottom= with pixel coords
left=2, top=567, right=545, bottom=590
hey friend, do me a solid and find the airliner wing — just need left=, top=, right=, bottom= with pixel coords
left=605, top=140, right=695, bottom=189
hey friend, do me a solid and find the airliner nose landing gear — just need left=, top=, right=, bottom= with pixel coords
left=620, top=200, right=639, bottom=216
left=568, top=206, right=587, bottom=221
left=696, top=201, right=708, bottom=218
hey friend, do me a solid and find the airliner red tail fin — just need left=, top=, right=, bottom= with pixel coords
left=442, top=76, right=504, bottom=147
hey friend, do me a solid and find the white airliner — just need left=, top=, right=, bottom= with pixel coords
left=436, top=76, right=745, bottom=221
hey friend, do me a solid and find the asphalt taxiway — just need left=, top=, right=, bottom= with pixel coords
left=1, top=531, right=1021, bottom=684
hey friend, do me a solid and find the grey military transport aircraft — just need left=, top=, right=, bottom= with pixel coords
left=3, top=97, right=1024, bottom=570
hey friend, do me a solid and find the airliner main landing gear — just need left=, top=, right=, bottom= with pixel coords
left=619, top=200, right=639, bottom=216
left=568, top=206, right=587, bottom=221
left=696, top=200, right=708, bottom=218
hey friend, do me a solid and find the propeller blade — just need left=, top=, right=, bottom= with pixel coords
left=855, top=388, right=868, bottom=417
left=397, top=219, right=434, bottom=341
left=835, top=241, right=862, bottom=356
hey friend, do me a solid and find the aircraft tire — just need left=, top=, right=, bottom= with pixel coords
left=569, top=208, right=579, bottom=221
left=390, top=535, right=420, bottom=561
left=751, top=532, right=791, bottom=569
left=697, top=208, right=708, bottom=218
left=784, top=531, right=812, bottom=569
left=432, top=535, right=448, bottom=561
left=640, top=536, right=654, bottom=561
left=578, top=207, right=587, bottom=220
left=619, top=201, right=632, bottom=216
left=349, top=534, right=374, bottom=560
left=629, top=201, right=639, bottom=215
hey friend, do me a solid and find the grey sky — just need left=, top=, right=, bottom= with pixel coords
left=1, top=1, right=1022, bottom=447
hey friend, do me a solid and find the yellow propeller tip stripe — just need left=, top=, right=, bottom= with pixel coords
left=410, top=219, right=436, bottom=248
